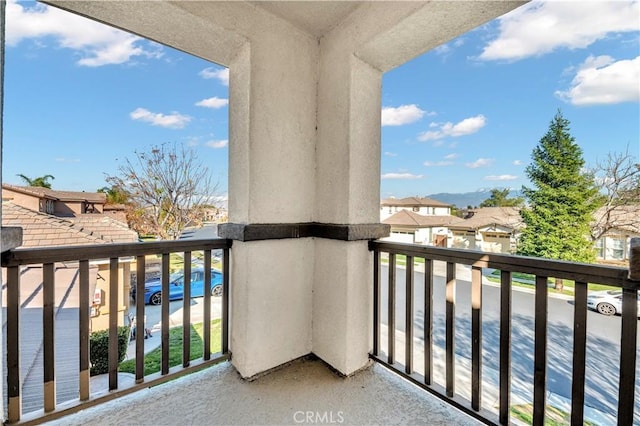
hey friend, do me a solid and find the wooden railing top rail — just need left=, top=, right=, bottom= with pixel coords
left=1, top=238, right=232, bottom=267
left=370, top=240, right=639, bottom=288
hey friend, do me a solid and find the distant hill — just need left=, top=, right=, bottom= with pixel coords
left=427, top=189, right=523, bottom=208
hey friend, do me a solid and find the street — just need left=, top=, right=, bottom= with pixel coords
left=379, top=263, right=640, bottom=422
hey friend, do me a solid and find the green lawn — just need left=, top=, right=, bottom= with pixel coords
left=510, top=404, right=596, bottom=426
left=486, top=270, right=616, bottom=295
left=380, top=256, right=617, bottom=296
left=380, top=255, right=425, bottom=267
left=119, top=319, right=222, bottom=376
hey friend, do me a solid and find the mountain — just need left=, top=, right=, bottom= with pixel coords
left=427, top=189, right=523, bottom=208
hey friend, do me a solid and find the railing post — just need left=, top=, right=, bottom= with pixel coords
left=618, top=238, right=639, bottom=426
left=628, top=238, right=640, bottom=281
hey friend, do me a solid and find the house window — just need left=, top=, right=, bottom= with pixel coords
left=412, top=207, right=419, bottom=212
left=45, top=199, right=55, bottom=214
left=594, top=238, right=604, bottom=259
left=611, top=238, right=625, bottom=260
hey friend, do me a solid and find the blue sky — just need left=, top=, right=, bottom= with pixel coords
left=4, top=0, right=639, bottom=204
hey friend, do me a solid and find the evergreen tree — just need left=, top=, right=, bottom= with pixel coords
left=518, top=112, right=600, bottom=274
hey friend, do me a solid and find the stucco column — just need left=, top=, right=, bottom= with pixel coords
left=312, top=39, right=385, bottom=374
left=220, top=17, right=389, bottom=377
left=221, top=26, right=319, bottom=378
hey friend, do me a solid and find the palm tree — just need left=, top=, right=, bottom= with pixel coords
left=97, top=185, right=129, bottom=204
left=16, top=174, right=55, bottom=189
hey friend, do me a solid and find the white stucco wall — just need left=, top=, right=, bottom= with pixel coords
left=313, top=239, right=372, bottom=375
left=230, top=239, right=313, bottom=378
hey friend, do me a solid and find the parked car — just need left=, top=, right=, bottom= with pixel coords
left=586, top=290, right=640, bottom=316
left=132, top=267, right=223, bottom=305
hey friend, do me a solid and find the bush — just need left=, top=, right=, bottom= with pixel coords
left=90, top=326, right=130, bottom=376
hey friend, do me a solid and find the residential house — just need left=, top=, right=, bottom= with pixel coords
left=382, top=205, right=522, bottom=254
left=380, top=196, right=451, bottom=221
left=382, top=209, right=458, bottom=246
left=3, top=184, right=107, bottom=216
left=594, top=205, right=640, bottom=263
left=448, top=207, right=522, bottom=253
left=2, top=201, right=138, bottom=332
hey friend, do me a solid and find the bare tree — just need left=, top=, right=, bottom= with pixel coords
left=591, top=148, right=640, bottom=241
left=106, top=143, right=219, bottom=239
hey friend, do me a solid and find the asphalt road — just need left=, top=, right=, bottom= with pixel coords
left=379, top=263, right=640, bottom=420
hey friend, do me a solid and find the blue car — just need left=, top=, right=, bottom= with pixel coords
left=139, top=268, right=223, bottom=305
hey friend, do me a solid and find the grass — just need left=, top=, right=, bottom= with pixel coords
left=486, top=270, right=617, bottom=295
left=381, top=255, right=425, bottom=267
left=510, top=404, right=596, bottom=426
left=119, top=319, right=222, bottom=376
left=381, top=255, right=617, bottom=295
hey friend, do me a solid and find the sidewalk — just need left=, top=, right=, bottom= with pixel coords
left=124, top=297, right=223, bottom=359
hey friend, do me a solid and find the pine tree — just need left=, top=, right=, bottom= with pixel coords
left=518, top=112, right=600, bottom=276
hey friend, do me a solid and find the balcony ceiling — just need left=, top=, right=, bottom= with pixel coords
left=250, top=1, right=362, bottom=37
left=44, top=1, right=525, bottom=69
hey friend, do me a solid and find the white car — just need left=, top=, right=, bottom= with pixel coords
left=586, top=290, right=640, bottom=316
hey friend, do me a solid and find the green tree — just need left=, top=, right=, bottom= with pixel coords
left=479, top=188, right=524, bottom=207
left=97, top=185, right=129, bottom=204
left=16, top=174, right=55, bottom=188
left=105, top=143, right=219, bottom=240
left=517, top=112, right=600, bottom=291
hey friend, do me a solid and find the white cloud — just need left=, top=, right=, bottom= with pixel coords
left=384, top=152, right=398, bottom=157
left=555, top=55, right=640, bottom=105
left=513, top=160, right=523, bottom=166
left=419, top=114, right=486, bottom=141
left=466, top=158, right=494, bottom=168
left=55, top=157, right=80, bottom=163
left=485, top=174, right=518, bottom=181
left=479, top=1, right=639, bottom=61
left=381, top=104, right=427, bottom=126
left=434, top=37, right=464, bottom=56
left=423, top=161, right=453, bottom=167
left=195, top=97, right=229, bottom=109
left=206, top=140, right=229, bottom=149
left=381, top=173, right=424, bottom=180
left=130, top=108, right=191, bottom=129
left=434, top=44, right=451, bottom=55
left=444, top=153, right=459, bottom=160
left=200, top=67, right=229, bottom=86
left=6, top=0, right=162, bottom=66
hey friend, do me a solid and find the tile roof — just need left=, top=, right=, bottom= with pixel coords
left=449, top=207, right=523, bottom=231
left=69, top=215, right=139, bottom=243
left=383, top=210, right=459, bottom=227
left=2, top=202, right=137, bottom=248
left=380, top=197, right=450, bottom=207
left=594, top=205, right=640, bottom=234
left=2, top=184, right=107, bottom=203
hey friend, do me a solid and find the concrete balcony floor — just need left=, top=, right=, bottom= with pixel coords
left=49, top=357, right=480, bottom=425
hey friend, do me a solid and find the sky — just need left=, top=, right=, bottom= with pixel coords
left=3, top=0, right=639, bottom=204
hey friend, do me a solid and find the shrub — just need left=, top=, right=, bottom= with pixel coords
left=89, top=326, right=130, bottom=376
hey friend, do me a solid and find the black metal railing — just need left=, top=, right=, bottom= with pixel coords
left=369, top=240, right=638, bottom=426
left=2, top=239, right=231, bottom=423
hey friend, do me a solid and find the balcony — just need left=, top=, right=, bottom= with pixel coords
left=1, top=239, right=637, bottom=425
left=1, top=1, right=638, bottom=425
